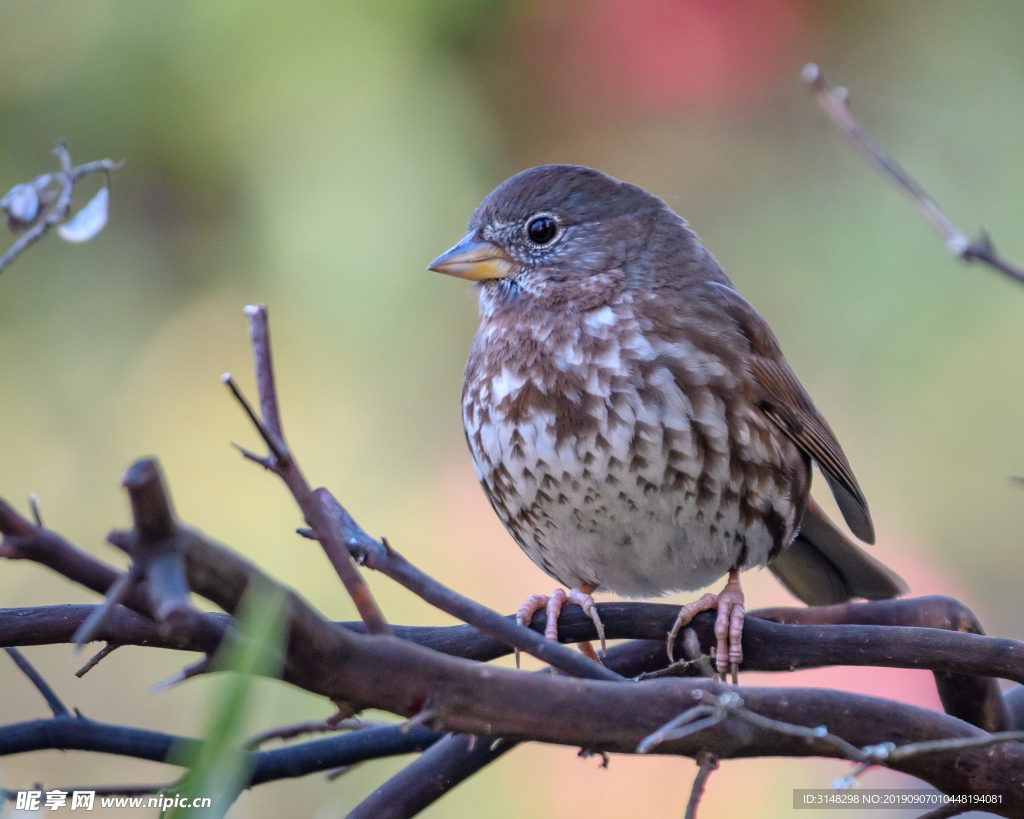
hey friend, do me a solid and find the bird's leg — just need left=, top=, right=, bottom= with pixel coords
left=514, top=583, right=606, bottom=668
left=666, top=569, right=745, bottom=683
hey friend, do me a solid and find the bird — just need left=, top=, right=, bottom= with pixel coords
left=428, top=164, right=905, bottom=679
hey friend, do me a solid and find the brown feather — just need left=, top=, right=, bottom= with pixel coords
left=708, top=282, right=875, bottom=544
left=770, top=499, right=906, bottom=604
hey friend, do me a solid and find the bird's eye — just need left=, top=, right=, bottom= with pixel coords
left=526, top=215, right=558, bottom=245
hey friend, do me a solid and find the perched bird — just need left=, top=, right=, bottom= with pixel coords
left=429, top=165, right=905, bottom=678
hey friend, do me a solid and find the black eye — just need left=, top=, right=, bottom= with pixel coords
left=527, top=215, right=557, bottom=245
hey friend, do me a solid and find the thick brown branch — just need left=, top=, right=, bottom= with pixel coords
left=120, top=459, right=196, bottom=640
left=0, top=500, right=225, bottom=655
left=756, top=598, right=1010, bottom=732
left=4, top=496, right=1023, bottom=811
left=4, top=599, right=1024, bottom=700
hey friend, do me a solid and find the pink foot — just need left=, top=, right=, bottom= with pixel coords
left=666, top=569, right=745, bottom=682
left=515, top=585, right=606, bottom=667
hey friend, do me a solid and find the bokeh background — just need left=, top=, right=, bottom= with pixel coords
left=2, top=1, right=1023, bottom=817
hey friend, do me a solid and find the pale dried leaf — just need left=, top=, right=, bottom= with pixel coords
left=57, top=187, right=109, bottom=243
left=1, top=183, right=40, bottom=228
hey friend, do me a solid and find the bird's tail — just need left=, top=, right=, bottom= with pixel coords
left=768, top=498, right=907, bottom=606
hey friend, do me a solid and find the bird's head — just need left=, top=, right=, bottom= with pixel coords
left=428, top=165, right=694, bottom=311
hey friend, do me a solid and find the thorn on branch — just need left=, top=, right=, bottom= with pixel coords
left=230, top=442, right=275, bottom=471
left=802, top=63, right=1024, bottom=287
left=75, top=643, right=119, bottom=678
left=71, top=571, right=134, bottom=649
left=325, top=763, right=360, bottom=781
left=4, top=647, right=70, bottom=717
left=222, top=374, right=287, bottom=466
left=27, top=494, right=43, bottom=527
left=150, top=656, right=210, bottom=693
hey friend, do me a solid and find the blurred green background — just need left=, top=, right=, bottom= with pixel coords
left=1, top=1, right=1022, bottom=817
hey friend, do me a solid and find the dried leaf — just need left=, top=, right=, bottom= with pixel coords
left=57, top=186, right=109, bottom=243
left=1, top=183, right=40, bottom=229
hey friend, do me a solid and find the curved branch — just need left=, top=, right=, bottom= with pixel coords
left=0, top=716, right=440, bottom=788
left=4, top=648, right=68, bottom=717
left=5, top=601, right=1023, bottom=691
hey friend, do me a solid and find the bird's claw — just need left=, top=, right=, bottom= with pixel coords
left=514, top=586, right=605, bottom=668
left=667, top=570, right=745, bottom=682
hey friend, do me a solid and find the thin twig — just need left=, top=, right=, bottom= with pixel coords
left=637, top=629, right=714, bottom=680
left=802, top=63, right=1024, bottom=287
left=4, top=647, right=69, bottom=717
left=224, top=305, right=390, bottom=635
left=75, top=643, right=119, bottom=678
left=882, top=730, right=1024, bottom=762
left=684, top=753, right=718, bottom=819
left=244, top=718, right=387, bottom=750
left=222, top=376, right=286, bottom=465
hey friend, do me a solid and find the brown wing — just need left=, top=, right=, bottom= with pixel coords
left=708, top=282, right=875, bottom=544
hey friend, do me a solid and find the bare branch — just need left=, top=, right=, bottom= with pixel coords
left=223, top=305, right=391, bottom=636
left=5, top=483, right=1024, bottom=813
left=4, top=597, right=1024, bottom=703
left=0, top=716, right=440, bottom=790
left=803, top=63, right=1024, bottom=287
left=684, top=753, right=718, bottom=819
left=0, top=499, right=226, bottom=655
left=4, top=648, right=68, bottom=717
